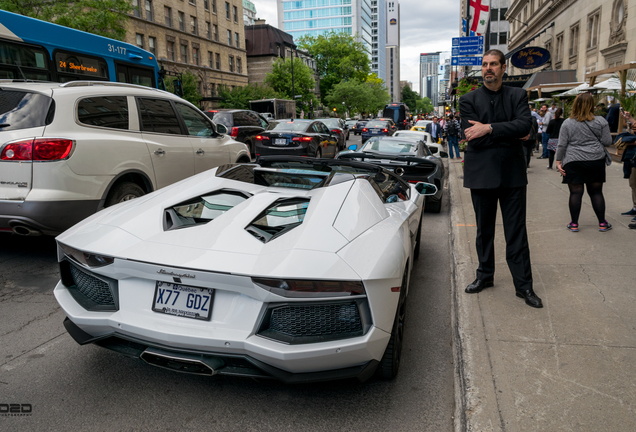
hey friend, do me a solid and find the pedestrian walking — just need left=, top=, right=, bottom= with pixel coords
left=545, top=108, right=564, bottom=169
left=615, top=111, right=636, bottom=225
left=459, top=49, right=542, bottom=308
left=531, top=106, right=542, bottom=152
left=445, top=114, right=461, bottom=159
left=556, top=93, right=613, bottom=232
left=538, top=103, right=553, bottom=159
left=425, top=116, right=443, bottom=143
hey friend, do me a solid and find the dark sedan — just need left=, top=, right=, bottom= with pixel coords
left=361, top=119, right=397, bottom=143
left=352, top=120, right=368, bottom=135
left=316, top=118, right=348, bottom=149
left=204, top=109, right=268, bottom=157
left=254, top=119, right=339, bottom=158
left=336, top=136, right=445, bottom=213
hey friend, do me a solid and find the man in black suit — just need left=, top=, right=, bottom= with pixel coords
left=425, top=116, right=442, bottom=143
left=459, top=49, right=543, bottom=308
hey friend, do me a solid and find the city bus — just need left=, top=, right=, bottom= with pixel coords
left=0, top=9, right=163, bottom=88
left=382, top=102, right=411, bottom=130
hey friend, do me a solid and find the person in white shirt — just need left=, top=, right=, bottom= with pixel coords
left=538, top=104, right=553, bottom=159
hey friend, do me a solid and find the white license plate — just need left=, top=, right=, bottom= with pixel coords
left=274, top=138, right=287, bottom=145
left=152, top=282, right=213, bottom=321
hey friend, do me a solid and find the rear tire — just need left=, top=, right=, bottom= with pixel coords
left=425, top=195, right=442, bottom=213
left=105, top=182, right=144, bottom=207
left=378, top=268, right=408, bottom=379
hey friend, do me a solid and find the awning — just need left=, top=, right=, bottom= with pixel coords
left=553, top=82, right=590, bottom=97
left=590, top=77, right=636, bottom=91
left=522, top=70, right=578, bottom=90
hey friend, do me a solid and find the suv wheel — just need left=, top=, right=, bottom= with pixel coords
left=105, top=182, right=145, bottom=207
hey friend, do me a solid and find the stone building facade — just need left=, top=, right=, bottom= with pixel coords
left=126, top=0, right=248, bottom=109
left=506, top=0, right=634, bottom=79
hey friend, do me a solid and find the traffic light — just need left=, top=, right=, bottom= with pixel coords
left=333, top=108, right=337, bottom=112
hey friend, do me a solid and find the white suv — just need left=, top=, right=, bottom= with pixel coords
left=0, top=81, right=250, bottom=236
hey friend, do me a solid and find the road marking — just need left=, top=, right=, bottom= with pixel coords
left=456, top=224, right=476, bottom=227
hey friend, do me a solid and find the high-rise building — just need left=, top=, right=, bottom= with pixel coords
left=385, top=1, right=399, bottom=102
left=243, top=0, right=257, bottom=26
left=420, top=52, right=440, bottom=105
left=486, top=1, right=510, bottom=54
left=277, top=0, right=373, bottom=63
left=370, top=0, right=386, bottom=82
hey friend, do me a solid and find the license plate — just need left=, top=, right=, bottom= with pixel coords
left=274, top=138, right=287, bottom=145
left=152, top=282, right=214, bottom=321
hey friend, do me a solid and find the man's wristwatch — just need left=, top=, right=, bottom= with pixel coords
left=488, top=124, right=493, bottom=134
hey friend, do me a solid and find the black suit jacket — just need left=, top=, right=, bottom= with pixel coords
left=459, top=85, right=533, bottom=189
left=425, top=122, right=441, bottom=138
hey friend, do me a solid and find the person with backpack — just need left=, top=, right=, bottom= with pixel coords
left=445, top=114, right=461, bottom=159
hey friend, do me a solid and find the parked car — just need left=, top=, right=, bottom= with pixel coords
left=361, top=119, right=397, bottom=143
left=255, top=119, right=339, bottom=158
left=393, top=130, right=445, bottom=158
left=316, top=117, right=348, bottom=147
left=204, top=109, right=269, bottom=157
left=0, top=81, right=249, bottom=236
left=352, top=120, right=368, bottom=135
left=54, top=156, right=438, bottom=382
left=345, top=119, right=358, bottom=134
left=336, top=135, right=445, bottom=213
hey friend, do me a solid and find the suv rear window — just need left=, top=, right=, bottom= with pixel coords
left=0, top=89, right=54, bottom=131
left=213, top=112, right=233, bottom=128
left=77, top=96, right=128, bottom=130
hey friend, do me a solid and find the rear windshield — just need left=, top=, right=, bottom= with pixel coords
left=365, top=121, right=388, bottom=128
left=361, top=138, right=417, bottom=154
left=319, top=119, right=339, bottom=128
left=0, top=89, right=54, bottom=131
left=267, top=121, right=310, bottom=132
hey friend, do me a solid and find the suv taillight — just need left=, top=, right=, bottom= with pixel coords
left=1, top=138, right=74, bottom=161
left=230, top=127, right=239, bottom=138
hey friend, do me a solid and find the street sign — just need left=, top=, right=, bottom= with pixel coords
left=452, top=45, right=484, bottom=56
left=451, top=56, right=483, bottom=66
left=452, top=36, right=484, bottom=47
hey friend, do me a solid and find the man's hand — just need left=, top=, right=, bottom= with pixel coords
left=521, top=134, right=530, bottom=141
left=465, top=120, right=491, bottom=141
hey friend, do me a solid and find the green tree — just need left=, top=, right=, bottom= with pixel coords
left=326, top=76, right=390, bottom=116
left=401, top=85, right=419, bottom=111
left=416, top=97, right=434, bottom=115
left=264, top=57, right=318, bottom=115
left=298, top=32, right=370, bottom=102
left=0, top=0, right=133, bottom=41
left=217, top=84, right=280, bottom=109
left=164, top=71, right=202, bottom=106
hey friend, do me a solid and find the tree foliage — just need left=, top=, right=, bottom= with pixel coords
left=325, top=75, right=390, bottom=116
left=401, top=85, right=419, bottom=111
left=264, top=57, right=317, bottom=111
left=298, top=32, right=370, bottom=102
left=164, top=71, right=202, bottom=106
left=416, top=97, right=434, bottom=115
left=217, top=84, right=280, bottom=109
left=0, top=0, right=133, bottom=41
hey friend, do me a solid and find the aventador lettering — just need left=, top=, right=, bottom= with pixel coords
left=157, top=269, right=195, bottom=279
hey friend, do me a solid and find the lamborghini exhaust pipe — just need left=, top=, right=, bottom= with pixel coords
left=140, top=347, right=225, bottom=376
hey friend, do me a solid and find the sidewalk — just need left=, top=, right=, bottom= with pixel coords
left=449, top=155, right=636, bottom=431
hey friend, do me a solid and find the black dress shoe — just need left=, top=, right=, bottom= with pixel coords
left=465, top=278, right=494, bottom=294
left=516, top=289, right=543, bottom=308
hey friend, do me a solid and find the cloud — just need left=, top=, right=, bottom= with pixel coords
left=249, top=0, right=461, bottom=93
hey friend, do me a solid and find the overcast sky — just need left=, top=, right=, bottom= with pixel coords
left=250, top=0, right=461, bottom=94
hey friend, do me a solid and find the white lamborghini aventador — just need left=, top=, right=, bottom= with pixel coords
left=54, top=157, right=437, bottom=383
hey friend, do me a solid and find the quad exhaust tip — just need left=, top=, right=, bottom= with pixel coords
left=140, top=348, right=225, bottom=376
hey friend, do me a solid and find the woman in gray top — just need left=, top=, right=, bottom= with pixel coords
left=556, top=93, right=612, bottom=232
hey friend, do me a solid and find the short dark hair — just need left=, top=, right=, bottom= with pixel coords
left=483, top=49, right=505, bottom=66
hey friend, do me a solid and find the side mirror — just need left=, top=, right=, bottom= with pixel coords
left=348, top=144, right=357, bottom=150
left=440, top=151, right=449, bottom=158
left=415, top=182, right=438, bottom=196
left=216, top=124, right=228, bottom=135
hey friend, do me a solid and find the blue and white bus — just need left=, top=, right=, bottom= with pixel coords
left=0, top=10, right=162, bottom=88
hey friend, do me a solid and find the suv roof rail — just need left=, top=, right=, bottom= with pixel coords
left=59, top=81, right=165, bottom=92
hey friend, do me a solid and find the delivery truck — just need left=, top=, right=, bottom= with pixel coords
left=249, top=99, right=296, bottom=119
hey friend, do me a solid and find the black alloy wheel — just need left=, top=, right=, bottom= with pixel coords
left=425, top=195, right=443, bottom=213
left=378, top=267, right=408, bottom=379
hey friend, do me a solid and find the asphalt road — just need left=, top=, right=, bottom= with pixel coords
left=1, top=134, right=454, bottom=431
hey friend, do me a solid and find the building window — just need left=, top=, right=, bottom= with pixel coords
left=587, top=10, right=600, bottom=49
left=145, top=0, right=153, bottom=21
left=499, top=32, right=507, bottom=45
left=190, top=16, right=197, bottom=35
left=237, top=57, right=242, bottom=73
left=215, top=53, right=221, bottom=69
left=133, top=0, right=141, bottom=18
left=135, top=33, right=144, bottom=48
left=208, top=51, right=214, bottom=68
left=181, top=44, right=188, bottom=64
left=556, top=33, right=563, bottom=62
left=233, top=5, right=238, bottom=22
left=212, top=0, right=217, bottom=13
left=229, top=55, right=234, bottom=72
left=213, top=24, right=218, bottom=41
left=225, top=2, right=230, bottom=19
left=204, top=0, right=209, bottom=10
left=500, top=7, right=508, bottom=18
left=490, top=32, right=498, bottom=45
left=167, top=41, right=175, bottom=61
left=193, top=47, right=199, bottom=65
left=490, top=8, right=498, bottom=22
left=149, top=37, right=156, bottom=55
left=227, top=30, right=232, bottom=45
left=189, top=0, right=196, bottom=5
left=210, top=83, right=216, bottom=96
left=569, top=24, right=579, bottom=57
left=164, top=6, right=172, bottom=27
left=178, top=12, right=185, bottom=31
left=235, top=32, right=240, bottom=48
left=206, top=21, right=211, bottom=39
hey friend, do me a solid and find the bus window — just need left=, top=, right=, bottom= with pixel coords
left=0, top=41, right=50, bottom=80
left=115, top=63, right=155, bottom=88
left=54, top=51, right=108, bottom=81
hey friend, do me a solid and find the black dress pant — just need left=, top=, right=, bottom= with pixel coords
left=470, top=186, right=533, bottom=291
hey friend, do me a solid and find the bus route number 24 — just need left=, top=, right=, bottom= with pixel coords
left=108, top=44, right=127, bottom=55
